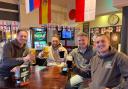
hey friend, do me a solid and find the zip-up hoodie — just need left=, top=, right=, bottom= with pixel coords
left=0, top=39, right=29, bottom=77
left=90, top=47, right=128, bottom=89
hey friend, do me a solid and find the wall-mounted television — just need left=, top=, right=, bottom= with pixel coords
left=60, top=30, right=74, bottom=40
left=32, top=27, right=47, bottom=50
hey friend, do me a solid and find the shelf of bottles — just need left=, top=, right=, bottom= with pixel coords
left=0, top=20, right=19, bottom=43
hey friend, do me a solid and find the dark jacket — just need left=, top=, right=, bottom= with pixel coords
left=0, top=39, right=29, bottom=77
left=90, top=47, right=128, bottom=89
left=69, top=45, right=96, bottom=78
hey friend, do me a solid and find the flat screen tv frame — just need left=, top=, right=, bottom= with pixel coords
left=60, top=30, right=74, bottom=40
left=31, top=27, right=47, bottom=50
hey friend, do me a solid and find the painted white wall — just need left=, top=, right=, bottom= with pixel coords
left=96, top=0, right=119, bottom=15
left=90, top=12, right=122, bottom=28
left=19, top=1, right=39, bottom=29
left=51, top=4, right=68, bottom=24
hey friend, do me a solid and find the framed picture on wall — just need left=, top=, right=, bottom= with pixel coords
left=110, top=32, right=120, bottom=49
left=83, top=22, right=89, bottom=34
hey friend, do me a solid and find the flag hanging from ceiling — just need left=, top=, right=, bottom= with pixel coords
left=76, top=0, right=85, bottom=22
left=75, top=0, right=96, bottom=22
left=25, top=0, right=34, bottom=13
left=34, top=0, right=41, bottom=8
left=39, top=0, right=51, bottom=24
left=25, top=0, right=41, bottom=13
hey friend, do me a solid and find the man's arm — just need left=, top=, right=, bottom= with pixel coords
left=2, top=43, right=24, bottom=69
left=118, top=53, right=128, bottom=89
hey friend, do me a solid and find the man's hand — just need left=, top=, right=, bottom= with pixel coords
left=10, top=66, right=20, bottom=72
left=23, top=54, right=35, bottom=62
left=58, top=47, right=65, bottom=51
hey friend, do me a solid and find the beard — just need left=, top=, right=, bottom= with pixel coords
left=52, top=44, right=60, bottom=49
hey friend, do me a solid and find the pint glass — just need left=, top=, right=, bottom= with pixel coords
left=29, top=48, right=36, bottom=64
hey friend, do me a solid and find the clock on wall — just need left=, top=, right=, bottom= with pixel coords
left=108, top=14, right=119, bottom=25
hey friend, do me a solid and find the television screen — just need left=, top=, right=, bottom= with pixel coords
left=34, top=41, right=47, bottom=50
left=34, top=31, right=46, bottom=41
left=32, top=28, right=47, bottom=50
left=34, top=28, right=46, bottom=41
left=61, top=30, right=74, bottom=40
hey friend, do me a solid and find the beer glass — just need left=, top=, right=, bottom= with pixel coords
left=43, top=47, right=49, bottom=58
left=29, top=48, right=36, bottom=64
left=66, top=55, right=73, bottom=68
left=66, top=60, right=72, bottom=68
left=59, top=51, right=65, bottom=58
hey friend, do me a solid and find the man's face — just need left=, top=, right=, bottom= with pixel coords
left=95, top=35, right=110, bottom=53
left=17, top=31, right=28, bottom=45
left=77, top=36, right=88, bottom=48
left=51, top=37, right=60, bottom=48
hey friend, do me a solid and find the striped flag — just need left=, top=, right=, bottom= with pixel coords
left=39, top=0, right=51, bottom=24
left=25, top=0, right=34, bottom=13
left=34, top=0, right=41, bottom=8
left=75, top=0, right=96, bottom=22
left=76, top=0, right=85, bottom=22
left=25, top=0, right=41, bottom=13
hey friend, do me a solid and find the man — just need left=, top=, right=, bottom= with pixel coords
left=66, top=32, right=95, bottom=89
left=0, top=29, right=34, bottom=88
left=90, top=34, right=128, bottom=89
left=38, top=35, right=67, bottom=66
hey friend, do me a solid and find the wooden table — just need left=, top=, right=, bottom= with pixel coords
left=25, top=66, right=68, bottom=89
left=0, top=66, right=68, bottom=89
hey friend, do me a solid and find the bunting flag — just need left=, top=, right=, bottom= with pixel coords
left=75, top=0, right=96, bottom=22
left=39, top=0, right=51, bottom=24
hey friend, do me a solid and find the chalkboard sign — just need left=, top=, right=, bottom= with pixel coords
left=20, top=65, right=30, bottom=83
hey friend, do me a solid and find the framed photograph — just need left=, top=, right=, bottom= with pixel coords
left=83, top=22, right=89, bottom=34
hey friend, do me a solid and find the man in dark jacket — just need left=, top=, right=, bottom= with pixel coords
left=0, top=29, right=34, bottom=88
left=90, top=34, right=128, bottom=89
left=66, top=32, right=95, bottom=89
